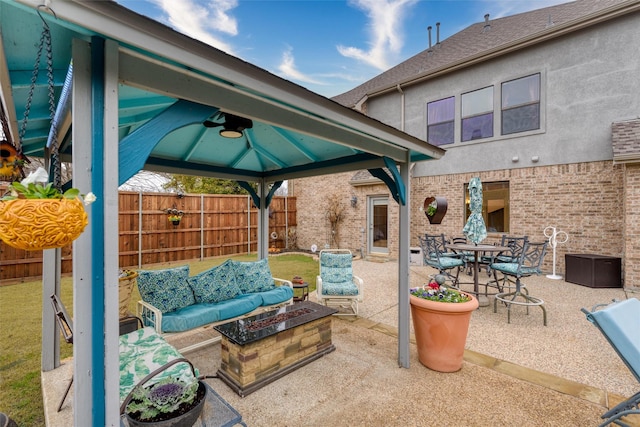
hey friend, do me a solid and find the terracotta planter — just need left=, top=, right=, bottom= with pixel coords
left=0, top=198, right=88, bottom=251
left=410, top=293, right=478, bottom=372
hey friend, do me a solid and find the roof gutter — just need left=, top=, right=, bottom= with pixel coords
left=365, top=0, right=640, bottom=100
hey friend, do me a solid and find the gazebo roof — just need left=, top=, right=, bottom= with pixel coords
left=1, top=1, right=443, bottom=187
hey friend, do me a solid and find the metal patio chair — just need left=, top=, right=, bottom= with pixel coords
left=316, top=249, right=363, bottom=316
left=491, top=241, right=548, bottom=325
left=418, top=234, right=465, bottom=288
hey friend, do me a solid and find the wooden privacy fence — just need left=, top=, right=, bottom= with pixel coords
left=0, top=191, right=297, bottom=282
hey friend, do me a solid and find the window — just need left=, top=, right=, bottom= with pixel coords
left=427, top=97, right=454, bottom=145
left=462, top=86, right=493, bottom=141
left=501, top=74, right=540, bottom=135
left=464, top=181, right=509, bottom=233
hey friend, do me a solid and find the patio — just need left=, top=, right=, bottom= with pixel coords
left=43, top=258, right=640, bottom=426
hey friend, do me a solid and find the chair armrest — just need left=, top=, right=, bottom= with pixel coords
left=136, top=300, right=163, bottom=334
left=316, top=275, right=323, bottom=296
left=273, top=277, right=293, bottom=288
left=353, top=275, right=364, bottom=301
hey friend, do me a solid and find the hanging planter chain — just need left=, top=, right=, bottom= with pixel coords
left=19, top=7, right=61, bottom=190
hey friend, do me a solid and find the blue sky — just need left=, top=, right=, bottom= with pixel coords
left=117, top=0, right=571, bottom=98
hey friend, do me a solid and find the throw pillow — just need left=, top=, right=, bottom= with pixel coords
left=187, top=260, right=241, bottom=304
left=136, top=265, right=194, bottom=314
left=232, top=258, right=276, bottom=293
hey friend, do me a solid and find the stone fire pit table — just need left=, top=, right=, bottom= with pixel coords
left=214, top=301, right=338, bottom=397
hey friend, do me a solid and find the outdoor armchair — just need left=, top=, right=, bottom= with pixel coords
left=316, top=249, right=363, bottom=316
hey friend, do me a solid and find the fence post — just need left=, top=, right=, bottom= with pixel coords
left=200, top=194, right=204, bottom=261
left=247, top=196, right=251, bottom=254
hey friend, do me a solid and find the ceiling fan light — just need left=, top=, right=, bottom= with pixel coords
left=219, top=128, right=244, bottom=138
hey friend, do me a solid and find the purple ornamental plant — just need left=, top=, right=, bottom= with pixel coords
left=126, top=377, right=198, bottom=421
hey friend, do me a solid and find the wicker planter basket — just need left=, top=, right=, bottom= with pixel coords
left=0, top=198, right=88, bottom=251
left=119, top=271, right=138, bottom=317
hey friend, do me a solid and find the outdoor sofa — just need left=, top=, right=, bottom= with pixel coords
left=136, top=258, right=293, bottom=352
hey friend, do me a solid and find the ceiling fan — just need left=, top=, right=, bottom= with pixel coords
left=203, top=112, right=253, bottom=138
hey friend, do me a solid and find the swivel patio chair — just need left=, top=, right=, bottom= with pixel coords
left=418, top=234, right=465, bottom=288
left=491, top=241, right=548, bottom=325
left=484, top=235, right=529, bottom=293
left=316, top=249, right=363, bottom=316
left=582, top=298, right=640, bottom=427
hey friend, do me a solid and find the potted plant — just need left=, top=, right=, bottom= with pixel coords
left=168, top=214, right=182, bottom=226
left=423, top=196, right=447, bottom=224
left=0, top=168, right=95, bottom=251
left=122, top=375, right=207, bottom=427
left=410, top=274, right=478, bottom=372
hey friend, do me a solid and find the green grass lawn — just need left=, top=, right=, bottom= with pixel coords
left=0, top=253, right=318, bottom=426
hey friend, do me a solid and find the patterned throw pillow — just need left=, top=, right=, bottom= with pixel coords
left=136, top=265, right=194, bottom=314
left=187, top=260, right=241, bottom=304
left=231, top=258, right=276, bottom=293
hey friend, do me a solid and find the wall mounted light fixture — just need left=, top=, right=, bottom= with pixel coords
left=351, top=196, right=358, bottom=208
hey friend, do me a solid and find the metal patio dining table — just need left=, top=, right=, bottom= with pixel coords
left=446, top=243, right=509, bottom=307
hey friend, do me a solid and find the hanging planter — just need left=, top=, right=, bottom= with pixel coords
left=168, top=215, right=182, bottom=227
left=424, top=196, right=447, bottom=225
left=0, top=177, right=94, bottom=251
left=0, top=198, right=89, bottom=251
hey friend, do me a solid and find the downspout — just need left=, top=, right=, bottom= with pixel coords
left=396, top=84, right=405, bottom=132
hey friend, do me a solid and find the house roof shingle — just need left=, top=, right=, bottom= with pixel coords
left=332, top=0, right=636, bottom=108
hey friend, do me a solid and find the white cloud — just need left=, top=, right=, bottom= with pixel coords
left=337, top=0, right=418, bottom=71
left=277, top=46, right=324, bottom=85
left=152, top=0, right=238, bottom=54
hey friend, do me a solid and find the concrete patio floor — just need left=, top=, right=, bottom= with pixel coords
left=42, top=258, right=640, bottom=426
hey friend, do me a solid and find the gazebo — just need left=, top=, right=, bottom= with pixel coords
left=0, top=1, right=444, bottom=425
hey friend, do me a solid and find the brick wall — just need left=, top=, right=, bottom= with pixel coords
left=294, top=160, right=626, bottom=280
left=623, top=164, right=640, bottom=288
left=294, top=173, right=394, bottom=255
left=411, top=161, right=625, bottom=276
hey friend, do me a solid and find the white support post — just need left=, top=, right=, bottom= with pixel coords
left=257, top=179, right=269, bottom=259
left=41, top=248, right=61, bottom=371
left=103, top=39, right=120, bottom=427
left=398, top=153, right=411, bottom=368
left=71, top=37, right=94, bottom=427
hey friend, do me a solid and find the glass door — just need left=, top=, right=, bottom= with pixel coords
left=368, top=196, right=388, bottom=254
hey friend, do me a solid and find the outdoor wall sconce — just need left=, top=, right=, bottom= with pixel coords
left=351, top=196, right=358, bottom=208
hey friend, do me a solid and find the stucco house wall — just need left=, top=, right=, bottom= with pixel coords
left=293, top=0, right=640, bottom=285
